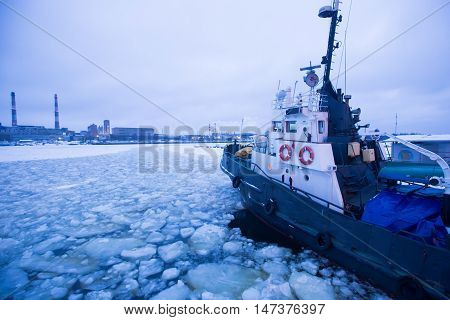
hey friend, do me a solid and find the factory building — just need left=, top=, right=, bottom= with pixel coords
left=0, top=125, right=64, bottom=142
left=111, top=127, right=155, bottom=141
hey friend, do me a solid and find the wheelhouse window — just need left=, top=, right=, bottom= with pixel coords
left=318, top=120, right=325, bottom=134
left=272, top=121, right=283, bottom=132
left=286, top=121, right=297, bottom=133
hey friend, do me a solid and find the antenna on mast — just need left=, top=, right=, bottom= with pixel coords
left=395, top=113, right=398, bottom=135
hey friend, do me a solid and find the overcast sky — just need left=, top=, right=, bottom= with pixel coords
left=0, top=0, right=449, bottom=134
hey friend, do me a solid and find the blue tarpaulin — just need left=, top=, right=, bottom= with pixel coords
left=362, top=190, right=448, bottom=247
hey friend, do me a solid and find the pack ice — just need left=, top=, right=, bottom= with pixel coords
left=0, top=145, right=388, bottom=299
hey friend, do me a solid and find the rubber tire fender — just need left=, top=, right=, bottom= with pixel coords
left=232, top=176, right=241, bottom=188
left=264, top=198, right=276, bottom=215
left=316, top=232, right=332, bottom=251
left=395, top=277, right=425, bottom=300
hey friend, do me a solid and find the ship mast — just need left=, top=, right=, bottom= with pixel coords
left=320, top=0, right=340, bottom=85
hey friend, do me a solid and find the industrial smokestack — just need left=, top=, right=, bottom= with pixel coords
left=11, top=92, right=17, bottom=126
left=54, top=94, right=60, bottom=129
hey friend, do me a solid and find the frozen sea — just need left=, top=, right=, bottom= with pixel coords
left=0, top=144, right=388, bottom=300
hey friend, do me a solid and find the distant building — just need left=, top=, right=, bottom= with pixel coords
left=87, top=124, right=98, bottom=138
left=0, top=125, right=63, bottom=142
left=103, top=120, right=110, bottom=135
left=111, top=127, right=155, bottom=141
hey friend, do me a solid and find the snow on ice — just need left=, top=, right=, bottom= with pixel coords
left=0, top=144, right=389, bottom=299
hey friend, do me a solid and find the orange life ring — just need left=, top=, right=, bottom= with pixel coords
left=299, top=146, right=314, bottom=165
left=279, top=144, right=292, bottom=161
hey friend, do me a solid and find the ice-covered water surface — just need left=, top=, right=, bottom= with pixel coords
left=0, top=144, right=388, bottom=300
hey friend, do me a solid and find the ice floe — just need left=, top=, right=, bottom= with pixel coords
left=158, top=241, right=188, bottom=263
left=121, top=245, right=157, bottom=260
left=289, top=271, right=336, bottom=300
left=139, top=259, right=165, bottom=278
left=186, top=263, right=263, bottom=299
left=161, top=268, right=180, bottom=281
left=82, top=238, right=145, bottom=260
left=189, top=225, right=227, bottom=256
left=151, top=280, right=190, bottom=300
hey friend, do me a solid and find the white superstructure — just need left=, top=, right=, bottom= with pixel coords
left=251, top=66, right=344, bottom=212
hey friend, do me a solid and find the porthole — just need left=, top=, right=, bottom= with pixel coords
left=304, top=175, right=310, bottom=181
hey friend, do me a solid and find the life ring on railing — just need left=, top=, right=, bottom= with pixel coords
left=279, top=144, right=293, bottom=161
left=299, top=146, right=314, bottom=165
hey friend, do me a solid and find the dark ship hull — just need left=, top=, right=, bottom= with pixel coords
left=221, top=149, right=450, bottom=299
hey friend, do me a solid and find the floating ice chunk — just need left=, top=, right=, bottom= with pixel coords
left=242, top=287, right=261, bottom=300
left=82, top=238, right=145, bottom=260
left=186, top=263, right=263, bottom=299
left=180, top=227, right=195, bottom=238
left=50, top=287, right=68, bottom=299
left=339, top=286, right=353, bottom=298
left=332, top=277, right=346, bottom=286
left=141, top=279, right=166, bottom=298
left=115, top=278, right=140, bottom=299
left=349, top=281, right=366, bottom=296
left=259, top=281, right=295, bottom=300
left=0, top=238, right=19, bottom=249
left=300, top=260, right=319, bottom=275
left=151, top=280, right=190, bottom=300
left=112, top=262, right=135, bottom=273
left=63, top=224, right=122, bottom=238
left=141, top=217, right=166, bottom=231
left=36, top=224, right=48, bottom=232
left=91, top=204, right=114, bottom=213
left=162, top=226, right=180, bottom=237
left=192, top=211, right=211, bottom=220
left=158, top=241, right=188, bottom=263
left=19, top=254, right=97, bottom=275
left=34, top=235, right=66, bottom=254
left=68, top=293, right=84, bottom=300
left=335, top=269, right=347, bottom=278
left=319, top=268, right=333, bottom=278
left=256, top=245, right=291, bottom=260
left=79, top=271, right=105, bottom=288
left=139, top=259, right=164, bottom=278
left=289, top=271, right=336, bottom=300
left=161, top=268, right=180, bottom=281
left=223, top=256, right=242, bottom=265
left=0, top=238, right=19, bottom=264
left=371, top=292, right=390, bottom=300
left=0, top=266, right=28, bottom=298
left=189, top=225, right=227, bottom=256
left=146, top=232, right=165, bottom=244
left=112, top=215, right=132, bottom=225
left=262, top=261, right=289, bottom=277
left=190, top=219, right=203, bottom=227
left=222, top=241, right=242, bottom=255
left=234, top=202, right=244, bottom=210
left=201, top=291, right=230, bottom=300
left=121, top=245, right=156, bottom=260
left=85, top=290, right=114, bottom=300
